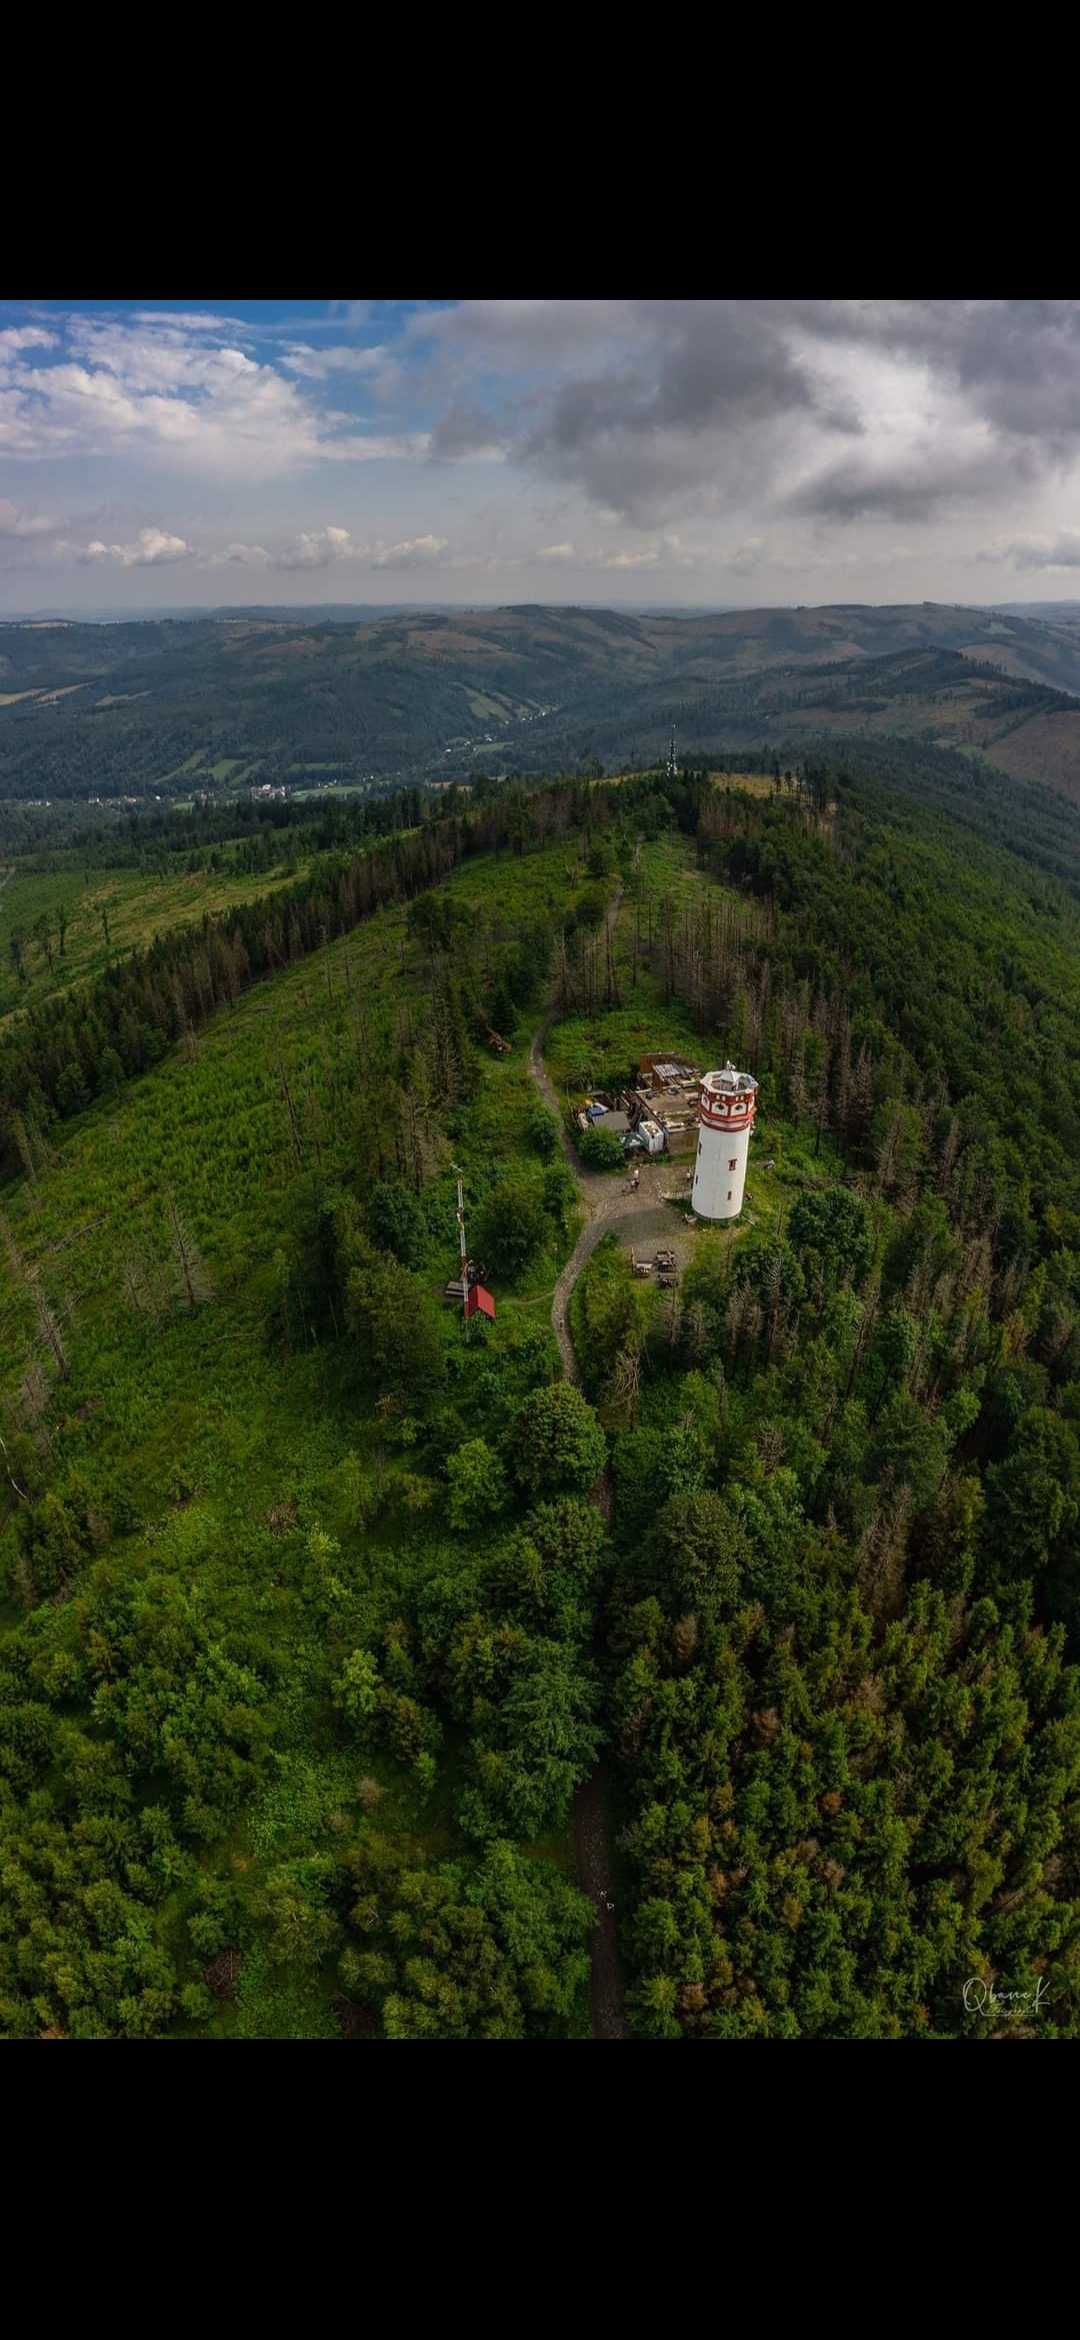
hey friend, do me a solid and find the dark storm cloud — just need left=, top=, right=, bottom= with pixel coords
left=420, top=298, right=1080, bottom=532
left=844, top=299, right=1080, bottom=446
left=517, top=301, right=854, bottom=519
left=429, top=402, right=505, bottom=459
left=788, top=441, right=1045, bottom=524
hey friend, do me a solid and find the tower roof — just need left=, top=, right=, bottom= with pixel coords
left=701, top=1063, right=758, bottom=1098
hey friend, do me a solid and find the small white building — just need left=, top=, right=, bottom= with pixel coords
left=637, top=1117, right=666, bottom=1155
left=691, top=1063, right=758, bottom=1221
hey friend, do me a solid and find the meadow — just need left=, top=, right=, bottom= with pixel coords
left=0, top=850, right=311, bottom=1024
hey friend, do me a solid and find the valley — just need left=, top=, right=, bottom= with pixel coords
left=5, top=600, right=1080, bottom=822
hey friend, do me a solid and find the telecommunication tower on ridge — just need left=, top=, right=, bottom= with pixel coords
left=691, top=1062, right=758, bottom=1221
left=666, top=725, right=678, bottom=783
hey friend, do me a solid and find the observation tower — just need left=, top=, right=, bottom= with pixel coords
left=691, top=1062, right=758, bottom=1221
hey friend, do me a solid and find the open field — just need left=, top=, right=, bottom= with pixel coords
left=0, top=852, right=311, bottom=1023
left=984, top=711, right=1080, bottom=804
left=708, top=769, right=779, bottom=796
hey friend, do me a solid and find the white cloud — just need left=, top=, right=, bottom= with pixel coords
left=0, top=326, right=58, bottom=360
left=281, top=343, right=389, bottom=381
left=278, top=526, right=354, bottom=570
left=599, top=548, right=661, bottom=570
left=535, top=533, right=698, bottom=573
left=370, top=534, right=448, bottom=568
left=0, top=498, right=59, bottom=539
left=274, top=526, right=449, bottom=571
left=8, top=299, right=1080, bottom=611
left=78, top=527, right=193, bottom=568
left=208, top=542, right=272, bottom=569
left=0, top=311, right=429, bottom=482
left=133, top=311, right=255, bottom=335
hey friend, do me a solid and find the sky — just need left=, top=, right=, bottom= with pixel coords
left=2, top=297, right=1080, bottom=615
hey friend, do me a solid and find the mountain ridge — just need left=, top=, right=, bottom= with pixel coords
left=3, top=600, right=1080, bottom=809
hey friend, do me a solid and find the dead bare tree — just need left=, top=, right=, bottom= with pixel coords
left=857, top=1485, right=912, bottom=1621
left=122, top=1244, right=166, bottom=1324
left=0, top=1422, right=29, bottom=1503
left=612, top=1346, right=642, bottom=1424
left=32, top=1277, right=69, bottom=1377
left=167, top=1193, right=213, bottom=1313
left=9, top=1109, right=40, bottom=1202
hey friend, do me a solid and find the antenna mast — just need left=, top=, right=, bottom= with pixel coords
left=450, top=1162, right=495, bottom=1333
left=454, top=1166, right=470, bottom=1331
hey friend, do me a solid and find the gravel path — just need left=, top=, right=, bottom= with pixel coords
left=573, top=1764, right=625, bottom=2040
left=528, top=937, right=662, bottom=2041
left=528, top=874, right=713, bottom=2038
left=529, top=1018, right=695, bottom=1383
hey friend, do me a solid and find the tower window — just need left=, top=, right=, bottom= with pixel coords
left=727, top=1189, right=733, bottom=1200
left=728, top=1158, right=737, bottom=1171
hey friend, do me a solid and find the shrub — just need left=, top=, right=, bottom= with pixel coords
left=525, top=1102, right=559, bottom=1159
left=334, top=1648, right=380, bottom=1733
left=542, top=1159, right=578, bottom=1234
left=577, top=1126, right=625, bottom=1172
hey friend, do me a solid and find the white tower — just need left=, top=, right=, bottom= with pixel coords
left=691, top=1062, right=758, bottom=1221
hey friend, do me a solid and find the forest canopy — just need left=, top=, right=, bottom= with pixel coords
left=1, top=743, right=1079, bottom=2040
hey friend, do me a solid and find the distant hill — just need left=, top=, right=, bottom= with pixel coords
left=4, top=599, right=1080, bottom=808
left=991, top=600, right=1080, bottom=623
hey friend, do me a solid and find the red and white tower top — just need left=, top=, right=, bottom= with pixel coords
left=698, top=1062, right=758, bottom=1131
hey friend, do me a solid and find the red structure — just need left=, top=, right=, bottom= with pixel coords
left=697, top=1074, right=758, bottom=1132
left=455, top=1169, right=496, bottom=1326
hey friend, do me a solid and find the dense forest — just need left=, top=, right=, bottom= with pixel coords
left=1, top=743, right=1078, bottom=2038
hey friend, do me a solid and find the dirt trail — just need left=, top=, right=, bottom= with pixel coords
left=529, top=1016, right=695, bottom=1385
left=531, top=888, right=690, bottom=2040
left=573, top=1766, right=624, bottom=2040
left=530, top=1022, right=633, bottom=1382
left=530, top=1017, right=631, bottom=2037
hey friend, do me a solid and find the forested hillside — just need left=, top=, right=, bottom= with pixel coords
left=4, top=600, right=1080, bottom=811
left=0, top=812, right=605, bottom=2037
left=1, top=755, right=1078, bottom=2038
